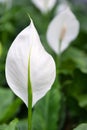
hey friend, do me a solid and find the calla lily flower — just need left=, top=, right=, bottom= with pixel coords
left=31, top=0, right=57, bottom=14
left=5, top=19, right=56, bottom=107
left=46, top=8, right=80, bottom=54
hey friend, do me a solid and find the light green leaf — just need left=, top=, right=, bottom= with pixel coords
left=0, top=88, right=14, bottom=120
left=0, top=119, right=18, bottom=130
left=0, top=124, right=7, bottom=130
left=0, top=88, right=22, bottom=123
left=4, top=119, right=18, bottom=130
left=1, top=98, right=23, bottom=123
left=73, top=123, right=87, bottom=130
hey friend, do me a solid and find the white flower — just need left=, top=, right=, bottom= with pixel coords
left=31, top=0, right=57, bottom=14
left=5, top=19, right=56, bottom=107
left=46, top=8, right=80, bottom=54
left=0, top=0, right=12, bottom=8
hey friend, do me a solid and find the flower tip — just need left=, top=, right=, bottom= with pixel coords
left=56, top=2, right=70, bottom=14
left=26, top=13, right=34, bottom=28
left=27, top=13, right=31, bottom=19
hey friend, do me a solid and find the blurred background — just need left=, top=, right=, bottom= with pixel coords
left=0, top=0, right=87, bottom=130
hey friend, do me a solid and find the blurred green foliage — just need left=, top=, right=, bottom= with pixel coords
left=0, top=0, right=87, bottom=130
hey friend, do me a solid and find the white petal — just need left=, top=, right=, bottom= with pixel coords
left=32, top=0, right=57, bottom=13
left=47, top=8, right=80, bottom=54
left=30, top=36, right=56, bottom=106
left=6, top=24, right=32, bottom=106
left=5, top=20, right=56, bottom=107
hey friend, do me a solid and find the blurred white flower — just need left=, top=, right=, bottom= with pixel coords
left=5, top=19, right=56, bottom=107
left=0, top=0, right=12, bottom=8
left=31, top=0, right=57, bottom=14
left=0, top=0, right=5, bottom=3
left=46, top=8, right=80, bottom=54
left=56, top=1, right=69, bottom=14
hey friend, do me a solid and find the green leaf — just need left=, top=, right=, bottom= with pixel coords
left=0, top=88, right=14, bottom=119
left=65, top=70, right=87, bottom=108
left=0, top=119, right=28, bottom=130
left=0, top=124, right=7, bottom=130
left=61, top=47, right=87, bottom=74
left=73, top=123, right=87, bottom=130
left=4, top=119, right=18, bottom=130
left=0, top=88, right=22, bottom=123
left=0, top=119, right=18, bottom=130
left=16, top=119, right=28, bottom=130
left=78, top=13, right=87, bottom=32
left=77, top=95, right=87, bottom=108
left=32, top=78, right=62, bottom=130
left=1, top=98, right=23, bottom=123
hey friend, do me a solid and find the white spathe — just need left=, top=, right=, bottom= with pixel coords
left=5, top=20, right=56, bottom=107
left=47, top=8, right=80, bottom=54
left=32, top=0, right=57, bottom=14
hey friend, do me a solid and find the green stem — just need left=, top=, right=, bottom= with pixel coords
left=28, top=55, right=32, bottom=130
left=45, top=92, right=50, bottom=130
left=56, top=41, right=67, bottom=129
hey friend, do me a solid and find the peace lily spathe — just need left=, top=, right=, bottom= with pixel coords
left=31, top=0, right=57, bottom=14
left=46, top=8, right=80, bottom=54
left=5, top=20, right=56, bottom=107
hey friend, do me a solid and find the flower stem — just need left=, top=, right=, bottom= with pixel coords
left=28, top=55, right=32, bottom=130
